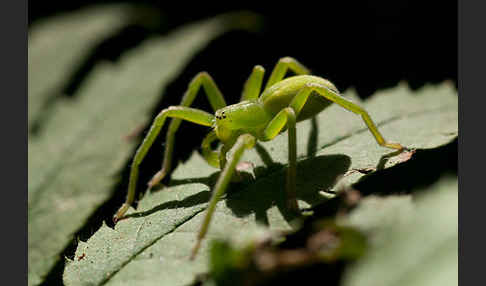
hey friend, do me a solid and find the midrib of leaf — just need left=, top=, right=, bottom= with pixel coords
left=64, top=82, right=457, bottom=286
left=101, top=208, right=208, bottom=285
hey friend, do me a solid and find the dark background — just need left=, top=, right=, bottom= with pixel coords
left=29, top=0, right=457, bottom=97
left=28, top=1, right=458, bottom=284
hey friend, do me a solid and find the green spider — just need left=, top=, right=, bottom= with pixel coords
left=113, top=57, right=404, bottom=259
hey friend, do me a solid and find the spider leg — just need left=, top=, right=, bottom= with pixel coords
left=240, top=65, right=265, bottom=101
left=256, top=84, right=404, bottom=215
left=114, top=107, right=214, bottom=222
left=261, top=107, right=299, bottom=212
left=191, top=134, right=256, bottom=259
left=299, top=83, right=404, bottom=150
left=218, top=142, right=233, bottom=171
left=148, top=72, right=227, bottom=188
left=264, top=57, right=311, bottom=90
left=201, top=131, right=244, bottom=181
left=201, top=130, right=220, bottom=168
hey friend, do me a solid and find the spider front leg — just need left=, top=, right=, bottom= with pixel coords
left=200, top=130, right=233, bottom=171
left=191, top=133, right=256, bottom=259
left=201, top=130, right=247, bottom=182
left=201, top=130, right=220, bottom=168
left=148, top=72, right=227, bottom=188
left=114, top=107, right=214, bottom=222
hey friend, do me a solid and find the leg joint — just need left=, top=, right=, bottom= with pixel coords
left=196, top=71, right=212, bottom=81
left=253, top=65, right=265, bottom=72
left=280, top=56, right=294, bottom=63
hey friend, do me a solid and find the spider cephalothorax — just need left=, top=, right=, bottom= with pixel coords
left=214, top=100, right=269, bottom=142
left=113, top=57, right=404, bottom=259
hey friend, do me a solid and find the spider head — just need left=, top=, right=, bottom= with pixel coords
left=214, top=100, right=271, bottom=142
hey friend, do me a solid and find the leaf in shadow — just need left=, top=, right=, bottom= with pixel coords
left=225, top=154, right=351, bottom=225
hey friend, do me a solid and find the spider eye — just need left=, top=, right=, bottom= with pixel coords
left=215, top=112, right=227, bottom=120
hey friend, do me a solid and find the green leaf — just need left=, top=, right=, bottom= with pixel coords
left=28, top=7, right=248, bottom=285
left=341, top=176, right=458, bottom=286
left=63, top=82, right=457, bottom=285
left=28, top=4, right=134, bottom=128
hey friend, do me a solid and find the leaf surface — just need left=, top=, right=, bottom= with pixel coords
left=63, top=82, right=457, bottom=285
left=28, top=7, right=240, bottom=285
left=28, top=4, right=133, bottom=128
left=341, top=176, right=458, bottom=286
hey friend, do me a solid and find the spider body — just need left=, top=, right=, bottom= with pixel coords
left=259, top=75, right=336, bottom=122
left=113, top=57, right=404, bottom=259
left=214, top=75, right=336, bottom=143
left=213, top=100, right=270, bottom=143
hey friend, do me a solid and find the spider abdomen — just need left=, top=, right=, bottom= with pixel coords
left=260, top=75, right=337, bottom=121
